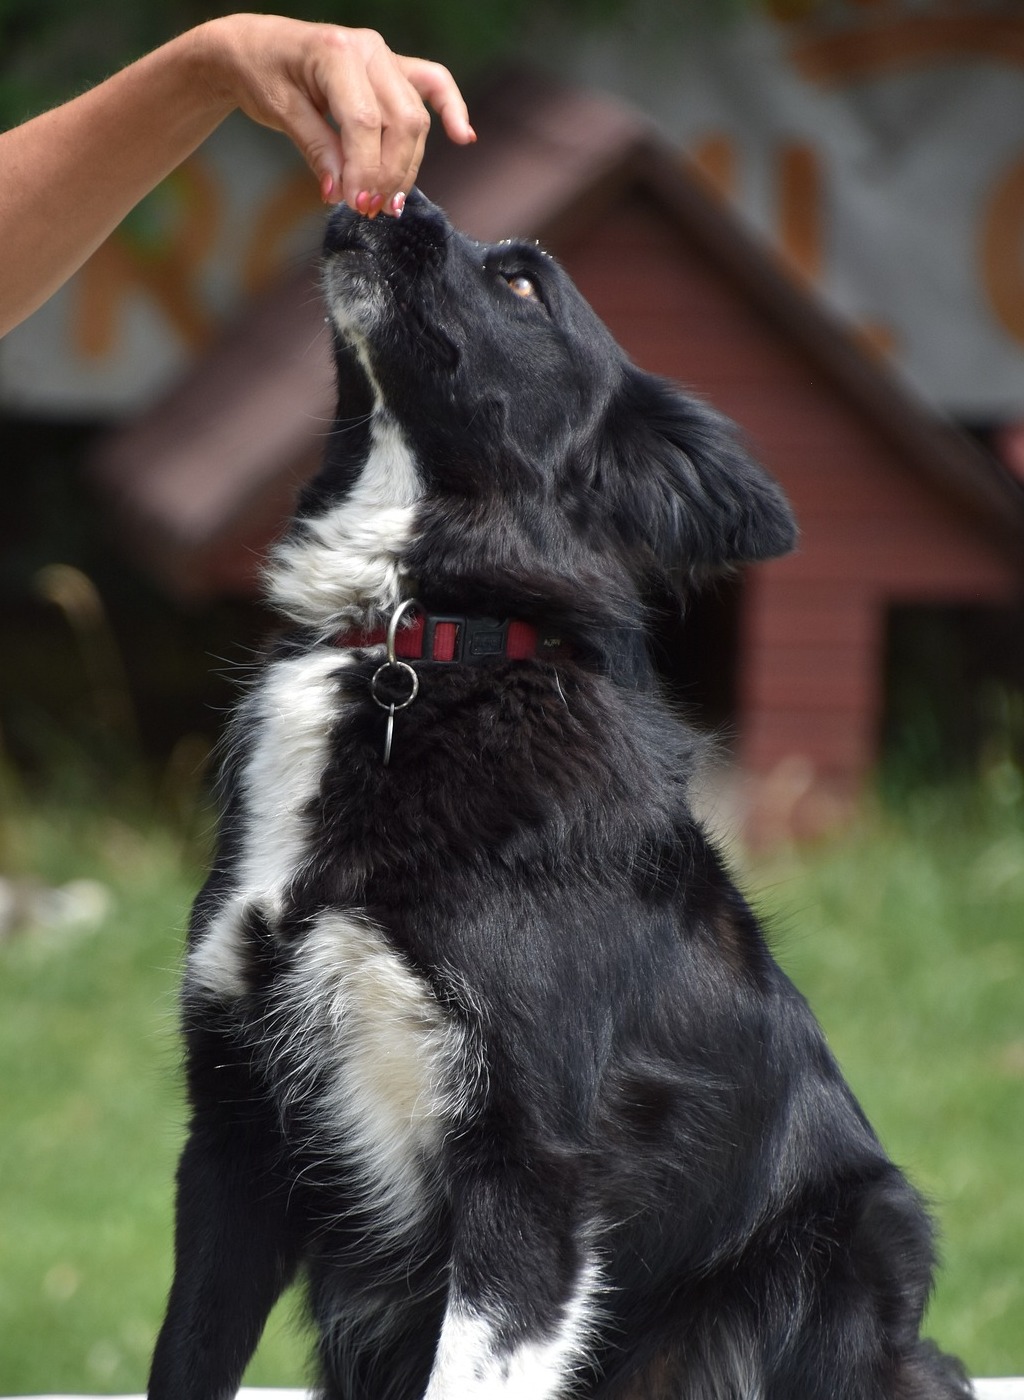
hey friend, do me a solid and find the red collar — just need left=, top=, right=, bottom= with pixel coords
left=332, top=608, right=574, bottom=665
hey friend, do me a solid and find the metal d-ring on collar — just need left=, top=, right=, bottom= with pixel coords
left=370, top=598, right=420, bottom=766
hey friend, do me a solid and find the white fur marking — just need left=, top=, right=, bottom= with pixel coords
left=187, top=648, right=351, bottom=999
left=266, top=910, right=475, bottom=1234
left=425, top=1256, right=603, bottom=1400
left=323, top=256, right=391, bottom=337
left=265, top=413, right=422, bottom=630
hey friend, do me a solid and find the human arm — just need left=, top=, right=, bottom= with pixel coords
left=0, top=14, right=474, bottom=337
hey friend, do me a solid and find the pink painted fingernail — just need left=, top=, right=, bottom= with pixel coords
left=390, top=191, right=407, bottom=218
left=355, top=190, right=372, bottom=216
left=320, top=172, right=336, bottom=204
left=368, top=193, right=385, bottom=219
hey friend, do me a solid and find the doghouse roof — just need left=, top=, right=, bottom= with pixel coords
left=92, top=70, right=1024, bottom=601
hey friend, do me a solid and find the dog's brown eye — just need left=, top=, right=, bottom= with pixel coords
left=505, top=274, right=541, bottom=302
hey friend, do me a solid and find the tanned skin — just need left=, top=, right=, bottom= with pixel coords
left=0, top=14, right=475, bottom=337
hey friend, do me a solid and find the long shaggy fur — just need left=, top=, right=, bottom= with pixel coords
left=149, top=191, right=971, bottom=1400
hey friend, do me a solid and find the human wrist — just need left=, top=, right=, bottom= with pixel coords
left=180, top=15, right=249, bottom=120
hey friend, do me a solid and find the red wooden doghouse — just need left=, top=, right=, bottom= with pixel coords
left=93, top=73, right=1024, bottom=842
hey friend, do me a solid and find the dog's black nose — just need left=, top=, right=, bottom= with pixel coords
left=393, top=187, right=450, bottom=242
left=402, top=187, right=433, bottom=217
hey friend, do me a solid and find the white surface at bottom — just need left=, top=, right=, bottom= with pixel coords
left=6, top=1384, right=1024, bottom=1399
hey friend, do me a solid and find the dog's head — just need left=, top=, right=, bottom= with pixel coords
left=274, top=191, right=795, bottom=652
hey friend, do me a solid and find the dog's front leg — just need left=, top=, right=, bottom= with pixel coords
left=423, top=1166, right=599, bottom=1400
left=148, top=1110, right=299, bottom=1400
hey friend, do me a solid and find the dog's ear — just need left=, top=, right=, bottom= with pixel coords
left=604, top=372, right=797, bottom=577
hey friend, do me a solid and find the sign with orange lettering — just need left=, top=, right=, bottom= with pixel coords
left=572, top=0, right=1024, bottom=417
left=0, top=114, right=322, bottom=416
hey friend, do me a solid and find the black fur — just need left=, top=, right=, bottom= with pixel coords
left=150, top=191, right=971, bottom=1400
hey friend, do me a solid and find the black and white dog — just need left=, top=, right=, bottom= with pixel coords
left=150, top=190, right=970, bottom=1400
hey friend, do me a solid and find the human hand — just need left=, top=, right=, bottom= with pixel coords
left=199, top=15, right=475, bottom=215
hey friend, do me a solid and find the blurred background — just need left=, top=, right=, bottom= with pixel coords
left=1, top=0, right=1022, bottom=1392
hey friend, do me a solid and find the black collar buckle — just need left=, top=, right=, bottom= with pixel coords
left=423, top=614, right=510, bottom=665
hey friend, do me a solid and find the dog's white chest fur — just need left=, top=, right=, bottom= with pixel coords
left=186, top=649, right=348, bottom=999
left=272, top=910, right=465, bottom=1232
left=186, top=648, right=463, bottom=1233
left=265, top=409, right=421, bottom=630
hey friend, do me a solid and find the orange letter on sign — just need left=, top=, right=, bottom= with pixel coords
left=74, top=159, right=220, bottom=359
left=982, top=153, right=1024, bottom=346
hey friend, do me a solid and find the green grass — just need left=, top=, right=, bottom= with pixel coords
left=0, top=786, right=1021, bottom=1390
left=746, top=794, right=1024, bottom=1379
left=0, top=798, right=308, bottom=1395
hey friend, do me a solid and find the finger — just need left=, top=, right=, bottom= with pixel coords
left=316, top=29, right=386, bottom=209
left=362, top=48, right=431, bottom=203
left=278, top=90, right=346, bottom=202
left=398, top=57, right=476, bottom=145
left=381, top=118, right=427, bottom=217
left=399, top=116, right=429, bottom=205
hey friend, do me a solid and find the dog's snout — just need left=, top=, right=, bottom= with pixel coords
left=324, top=188, right=449, bottom=257
left=402, top=187, right=432, bottom=217
left=386, top=189, right=452, bottom=265
left=400, top=188, right=451, bottom=230
left=323, top=202, right=364, bottom=257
